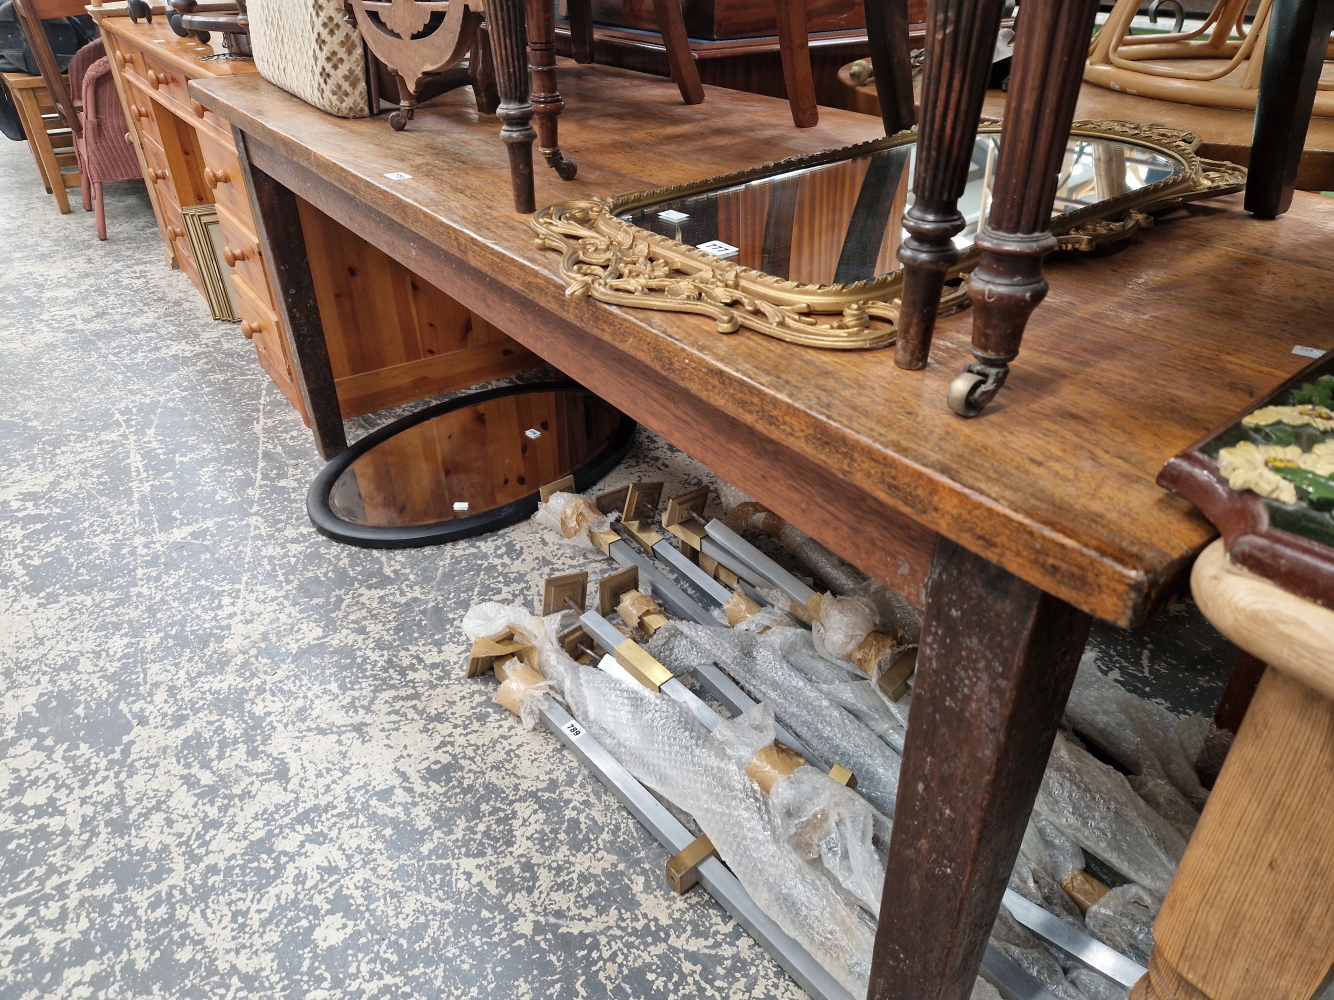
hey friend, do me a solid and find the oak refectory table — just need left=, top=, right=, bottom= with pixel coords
left=190, top=62, right=1334, bottom=1000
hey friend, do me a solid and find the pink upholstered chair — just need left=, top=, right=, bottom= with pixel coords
left=67, top=38, right=141, bottom=239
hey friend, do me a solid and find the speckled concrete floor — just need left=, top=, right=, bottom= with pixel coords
left=0, top=135, right=1237, bottom=1000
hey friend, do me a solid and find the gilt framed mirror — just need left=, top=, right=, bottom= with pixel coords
left=532, top=120, right=1245, bottom=350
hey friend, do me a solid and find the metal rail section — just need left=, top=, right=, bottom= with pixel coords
left=534, top=696, right=859, bottom=1000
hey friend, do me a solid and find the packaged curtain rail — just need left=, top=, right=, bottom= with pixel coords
left=648, top=622, right=904, bottom=817
left=760, top=619, right=909, bottom=754
left=464, top=603, right=881, bottom=995
left=775, top=523, right=922, bottom=644
left=1035, top=733, right=1187, bottom=896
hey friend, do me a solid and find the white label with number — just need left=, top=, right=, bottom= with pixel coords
left=1293, top=345, right=1325, bottom=359
left=384, top=171, right=413, bottom=180
left=696, top=240, right=739, bottom=258
left=562, top=720, right=584, bottom=740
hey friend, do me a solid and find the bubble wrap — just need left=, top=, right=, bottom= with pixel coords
left=649, top=622, right=904, bottom=817
left=464, top=603, right=878, bottom=996
left=531, top=490, right=616, bottom=548
left=991, top=906, right=1090, bottom=1000
left=812, top=593, right=878, bottom=661
left=778, top=525, right=923, bottom=643
left=770, top=763, right=891, bottom=918
left=1084, top=884, right=1159, bottom=965
left=767, top=628, right=908, bottom=754
left=1064, top=655, right=1208, bottom=807
left=1067, top=967, right=1131, bottom=1000
left=1034, top=733, right=1186, bottom=895
left=1126, top=743, right=1199, bottom=840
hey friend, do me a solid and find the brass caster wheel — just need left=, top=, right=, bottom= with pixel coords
left=389, top=110, right=410, bottom=131
left=947, top=372, right=988, bottom=418
left=554, top=156, right=578, bottom=181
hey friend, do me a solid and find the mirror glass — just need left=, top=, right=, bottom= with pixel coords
left=618, top=135, right=1182, bottom=287
left=328, top=390, right=625, bottom=528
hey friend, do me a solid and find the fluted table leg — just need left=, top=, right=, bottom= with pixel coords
left=526, top=0, right=577, bottom=179
left=894, top=0, right=1005, bottom=370
left=947, top=0, right=1099, bottom=417
left=484, top=0, right=538, bottom=212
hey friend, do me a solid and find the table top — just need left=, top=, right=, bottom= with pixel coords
left=192, top=62, right=1334, bottom=627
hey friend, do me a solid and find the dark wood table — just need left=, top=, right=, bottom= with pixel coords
left=192, top=62, right=1334, bottom=1000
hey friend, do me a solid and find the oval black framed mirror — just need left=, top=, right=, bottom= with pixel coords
left=308, top=381, right=636, bottom=547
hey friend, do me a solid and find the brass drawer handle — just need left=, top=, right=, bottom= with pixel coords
left=222, top=245, right=251, bottom=267
left=240, top=320, right=257, bottom=339
left=203, top=167, right=231, bottom=188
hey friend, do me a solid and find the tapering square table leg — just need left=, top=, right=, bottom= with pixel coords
left=869, top=536, right=1091, bottom=1000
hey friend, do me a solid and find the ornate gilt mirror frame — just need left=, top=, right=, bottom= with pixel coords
left=531, top=120, right=1245, bottom=350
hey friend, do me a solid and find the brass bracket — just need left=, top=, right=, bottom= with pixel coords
left=593, top=484, right=630, bottom=514
left=828, top=764, right=858, bottom=789
left=539, top=475, right=575, bottom=502
left=589, top=529, right=619, bottom=556
left=665, top=519, right=707, bottom=552
left=559, top=623, right=595, bottom=661
left=466, top=631, right=538, bottom=677
left=666, top=833, right=719, bottom=894
left=613, top=638, right=675, bottom=691
left=621, top=519, right=665, bottom=551
left=624, top=481, right=663, bottom=521
left=598, top=565, right=640, bottom=617
left=877, top=647, right=917, bottom=701
left=663, top=486, right=709, bottom=528
left=543, top=571, right=589, bottom=616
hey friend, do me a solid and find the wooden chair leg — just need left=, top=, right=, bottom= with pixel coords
left=893, top=0, right=1005, bottom=370
left=1244, top=0, right=1334, bottom=219
left=94, top=181, right=107, bottom=240
left=869, top=536, right=1092, bottom=1000
left=774, top=0, right=818, bottom=127
left=1132, top=667, right=1334, bottom=1000
left=567, top=0, right=595, bottom=63
left=862, top=0, right=915, bottom=135
left=947, top=0, right=1100, bottom=418
left=469, top=31, right=501, bottom=115
left=651, top=0, right=705, bottom=105
left=483, top=0, right=537, bottom=212
left=525, top=0, right=577, bottom=179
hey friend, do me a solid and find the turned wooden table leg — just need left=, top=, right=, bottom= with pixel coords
left=862, top=0, right=915, bottom=135
left=484, top=0, right=538, bottom=212
left=1244, top=0, right=1334, bottom=219
left=869, top=536, right=1092, bottom=1000
left=526, top=0, right=577, bottom=179
left=947, top=0, right=1099, bottom=417
left=894, top=0, right=1005, bottom=370
left=1132, top=667, right=1334, bottom=1000
left=233, top=129, right=348, bottom=460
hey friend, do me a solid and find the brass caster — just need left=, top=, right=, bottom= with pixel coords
left=554, top=155, right=577, bottom=181
left=389, top=110, right=410, bottom=131
left=947, top=372, right=987, bottom=418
